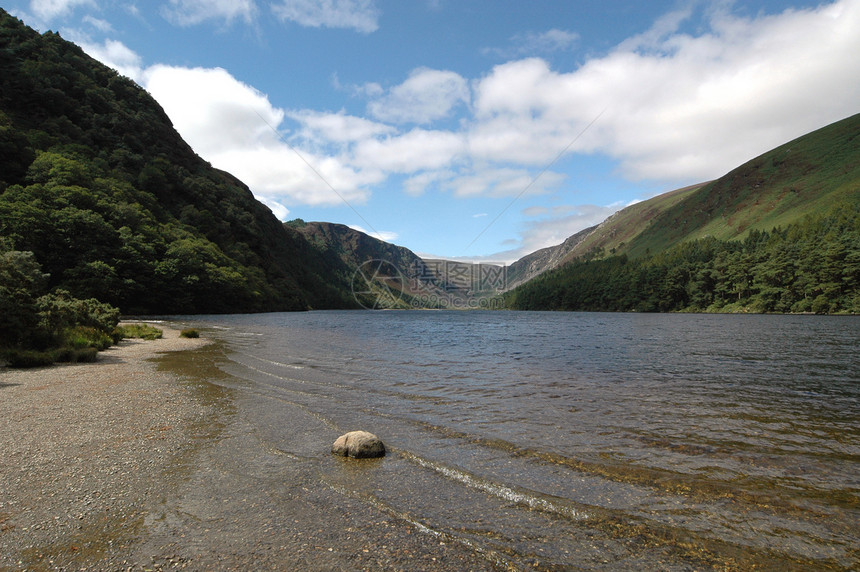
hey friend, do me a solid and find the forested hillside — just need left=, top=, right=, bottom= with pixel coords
left=506, top=200, right=860, bottom=313
left=0, top=9, right=357, bottom=315
left=506, top=114, right=860, bottom=314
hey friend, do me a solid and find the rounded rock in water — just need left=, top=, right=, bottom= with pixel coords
left=331, top=431, right=386, bottom=458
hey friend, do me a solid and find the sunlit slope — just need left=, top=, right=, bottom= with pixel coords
left=560, top=184, right=705, bottom=263
left=621, top=113, right=860, bottom=258
left=556, top=113, right=859, bottom=263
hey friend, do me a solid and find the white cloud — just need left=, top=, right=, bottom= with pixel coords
left=161, top=0, right=258, bottom=26
left=290, top=109, right=395, bottom=143
left=402, top=169, right=455, bottom=197
left=446, top=167, right=565, bottom=198
left=82, top=15, right=113, bottom=32
left=79, top=38, right=143, bottom=80
left=353, top=128, right=466, bottom=173
left=367, top=68, right=470, bottom=124
left=616, top=7, right=693, bottom=52
left=142, top=65, right=372, bottom=206
left=72, top=0, right=860, bottom=236
left=30, top=0, right=95, bottom=20
left=143, top=65, right=282, bottom=153
left=348, top=225, right=398, bottom=242
left=485, top=28, right=580, bottom=58
left=470, top=0, right=860, bottom=183
left=522, top=206, right=548, bottom=217
left=271, top=0, right=379, bottom=33
left=493, top=203, right=620, bottom=264
left=352, top=81, right=384, bottom=98
left=258, top=196, right=291, bottom=220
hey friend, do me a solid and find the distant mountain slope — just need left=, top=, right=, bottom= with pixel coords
left=0, top=10, right=357, bottom=313
left=504, top=224, right=597, bottom=290
left=559, top=184, right=706, bottom=263
left=292, top=221, right=456, bottom=308
left=553, top=113, right=860, bottom=263
left=504, top=114, right=860, bottom=314
left=295, top=221, right=424, bottom=280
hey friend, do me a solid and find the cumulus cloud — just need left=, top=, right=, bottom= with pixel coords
left=348, top=225, right=398, bottom=242
left=78, top=38, right=143, bottom=80
left=161, top=0, right=258, bottom=26
left=471, top=0, right=860, bottom=182
left=142, top=65, right=373, bottom=206
left=468, top=203, right=621, bottom=264
left=271, top=0, right=379, bottom=33
left=352, top=128, right=466, bottom=173
left=289, top=109, right=395, bottom=143
left=258, top=196, right=291, bottom=220
left=30, top=0, right=95, bottom=20
left=445, top=167, right=566, bottom=198
left=82, top=15, right=113, bottom=32
left=367, top=68, right=471, bottom=124
left=402, top=170, right=455, bottom=197
left=76, top=0, right=860, bottom=238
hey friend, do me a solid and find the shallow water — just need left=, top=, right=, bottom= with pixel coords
left=185, top=311, right=859, bottom=570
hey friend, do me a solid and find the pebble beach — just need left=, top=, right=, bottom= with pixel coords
left=0, top=325, right=496, bottom=571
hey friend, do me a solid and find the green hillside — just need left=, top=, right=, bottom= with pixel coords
left=0, top=10, right=357, bottom=315
left=560, top=184, right=704, bottom=262
left=506, top=114, right=860, bottom=314
left=623, top=113, right=860, bottom=259
left=292, top=221, right=469, bottom=308
left=559, top=114, right=860, bottom=262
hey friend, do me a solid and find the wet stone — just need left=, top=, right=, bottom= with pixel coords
left=331, top=431, right=386, bottom=459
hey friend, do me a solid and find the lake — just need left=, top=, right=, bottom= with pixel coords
left=185, top=311, right=859, bottom=569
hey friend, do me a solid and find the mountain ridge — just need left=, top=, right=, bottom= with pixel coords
left=502, top=113, right=859, bottom=313
left=0, top=9, right=358, bottom=313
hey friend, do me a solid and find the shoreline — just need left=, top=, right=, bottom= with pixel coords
left=0, top=323, right=497, bottom=571
left=0, top=324, right=219, bottom=570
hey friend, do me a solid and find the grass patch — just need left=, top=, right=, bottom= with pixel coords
left=179, top=328, right=199, bottom=339
left=65, top=326, right=113, bottom=351
left=54, top=346, right=99, bottom=363
left=2, top=347, right=99, bottom=368
left=3, top=349, right=57, bottom=368
left=118, top=323, right=163, bottom=340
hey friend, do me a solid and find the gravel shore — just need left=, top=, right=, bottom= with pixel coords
left=0, top=325, right=215, bottom=571
left=0, top=325, right=497, bottom=571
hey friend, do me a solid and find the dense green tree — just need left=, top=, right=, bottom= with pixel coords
left=506, top=201, right=860, bottom=315
left=0, top=9, right=361, bottom=316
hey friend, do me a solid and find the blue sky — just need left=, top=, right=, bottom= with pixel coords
left=7, top=0, right=860, bottom=263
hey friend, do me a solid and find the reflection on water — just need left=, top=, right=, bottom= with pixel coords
left=188, top=311, right=860, bottom=570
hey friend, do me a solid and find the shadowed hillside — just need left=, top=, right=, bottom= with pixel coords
left=0, top=10, right=357, bottom=314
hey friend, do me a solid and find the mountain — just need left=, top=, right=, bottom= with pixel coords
left=505, top=114, right=860, bottom=313
left=0, top=10, right=358, bottom=314
left=289, top=220, right=434, bottom=308
left=556, top=114, right=860, bottom=263
left=292, top=221, right=507, bottom=308
left=504, top=224, right=597, bottom=290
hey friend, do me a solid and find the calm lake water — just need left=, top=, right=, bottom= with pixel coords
left=186, top=311, right=859, bottom=570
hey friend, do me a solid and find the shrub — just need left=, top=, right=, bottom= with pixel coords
left=64, top=326, right=113, bottom=351
left=179, top=328, right=199, bottom=338
left=36, top=290, right=120, bottom=344
left=5, top=349, right=56, bottom=368
left=117, top=323, right=163, bottom=340
left=54, top=346, right=99, bottom=363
